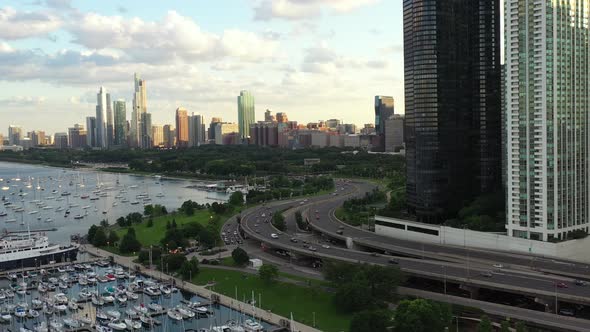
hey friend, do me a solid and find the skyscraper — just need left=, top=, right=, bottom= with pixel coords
left=95, top=86, right=109, bottom=148
left=163, top=125, right=175, bottom=148
left=140, top=113, right=152, bottom=149
left=152, top=125, right=164, bottom=147
left=68, top=124, right=86, bottom=149
left=403, top=0, right=501, bottom=222
left=175, top=107, right=189, bottom=147
left=131, top=73, right=147, bottom=147
left=8, top=125, right=22, bottom=145
left=106, top=93, right=113, bottom=147
left=113, top=99, right=127, bottom=146
left=237, top=90, right=255, bottom=140
left=188, top=113, right=205, bottom=147
left=374, top=96, right=394, bottom=135
left=209, top=118, right=223, bottom=141
left=505, top=0, right=590, bottom=241
left=86, top=117, right=97, bottom=148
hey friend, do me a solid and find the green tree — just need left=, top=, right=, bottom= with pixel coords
left=515, top=321, right=528, bottom=332
left=144, top=204, right=154, bottom=216
left=500, top=320, right=510, bottom=332
left=92, top=227, right=107, bottom=247
left=116, top=216, right=127, bottom=227
left=100, top=219, right=109, bottom=227
left=393, top=299, right=452, bottom=332
left=228, top=191, right=244, bottom=206
left=179, top=257, right=199, bottom=280
left=272, top=213, right=286, bottom=231
left=231, top=247, right=250, bottom=266
left=350, top=310, right=392, bottom=332
left=108, top=231, right=119, bottom=246
left=258, top=264, right=279, bottom=284
left=119, top=228, right=141, bottom=254
left=199, top=228, right=216, bottom=248
left=164, top=253, right=187, bottom=271
left=87, top=225, right=98, bottom=243
left=147, top=218, right=153, bottom=227
left=477, top=315, right=493, bottom=332
left=333, top=282, right=374, bottom=312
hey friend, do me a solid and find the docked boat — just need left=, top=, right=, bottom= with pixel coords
left=147, top=302, right=162, bottom=311
left=243, top=319, right=264, bottom=332
left=124, top=318, right=142, bottom=330
left=167, top=309, right=183, bottom=321
left=63, top=318, right=80, bottom=328
left=106, top=310, right=121, bottom=320
left=176, top=305, right=195, bottom=319
left=0, top=233, right=78, bottom=270
left=107, top=321, right=126, bottom=331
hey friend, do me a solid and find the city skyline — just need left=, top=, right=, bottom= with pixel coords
left=0, top=0, right=403, bottom=134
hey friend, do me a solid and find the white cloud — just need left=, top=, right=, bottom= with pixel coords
left=0, top=95, right=46, bottom=106
left=0, top=7, right=62, bottom=40
left=301, top=43, right=387, bottom=74
left=68, top=11, right=278, bottom=63
left=253, top=0, right=380, bottom=21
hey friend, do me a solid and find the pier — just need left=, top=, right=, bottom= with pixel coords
left=86, top=245, right=321, bottom=332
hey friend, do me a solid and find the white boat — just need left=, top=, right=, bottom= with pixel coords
left=139, top=314, right=155, bottom=326
left=134, top=304, right=148, bottom=314
left=145, top=286, right=161, bottom=296
left=63, top=318, right=80, bottom=328
left=53, top=293, right=68, bottom=304
left=68, top=301, right=79, bottom=310
left=20, top=327, right=34, bottom=332
left=124, top=318, right=142, bottom=330
left=0, top=312, right=11, bottom=322
left=107, top=321, right=127, bottom=331
left=96, top=325, right=112, bottom=332
left=116, top=294, right=127, bottom=304
left=33, top=321, right=48, bottom=332
left=27, top=309, right=40, bottom=318
left=159, top=284, right=172, bottom=295
left=147, top=302, right=162, bottom=311
left=125, top=291, right=138, bottom=300
left=176, top=305, right=195, bottom=319
left=106, top=310, right=121, bottom=320
left=14, top=307, right=27, bottom=318
left=49, top=319, right=63, bottom=331
left=167, top=309, right=183, bottom=321
left=53, top=304, right=67, bottom=312
left=28, top=210, right=39, bottom=215
left=96, top=311, right=108, bottom=320
left=243, top=319, right=264, bottom=332
left=77, top=315, right=92, bottom=325
left=102, top=295, right=115, bottom=303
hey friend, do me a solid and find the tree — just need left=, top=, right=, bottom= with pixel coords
left=231, top=247, right=250, bottom=266
left=258, top=264, right=279, bottom=284
left=116, top=216, right=127, bottom=227
left=500, top=320, right=510, bottom=332
left=87, top=225, right=98, bottom=243
left=272, top=213, right=286, bottom=231
left=179, top=257, right=199, bottom=280
left=144, top=204, right=154, bottom=216
left=147, top=218, right=153, bottom=227
left=100, top=219, right=109, bottom=227
left=119, top=228, right=141, bottom=254
left=172, top=219, right=178, bottom=228
left=228, top=191, right=244, bottom=206
left=515, top=321, right=528, bottom=332
left=393, top=299, right=452, bottom=332
left=477, top=315, right=493, bottom=332
left=198, top=228, right=216, bottom=248
left=92, top=227, right=107, bottom=247
left=164, top=253, right=187, bottom=271
left=108, top=231, right=119, bottom=245
left=350, top=310, right=392, bottom=332
left=166, top=220, right=171, bottom=230
left=333, top=282, right=374, bottom=312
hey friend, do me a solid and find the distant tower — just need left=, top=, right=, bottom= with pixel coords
left=175, top=107, right=189, bottom=147
left=95, top=86, right=109, bottom=148
left=237, top=91, right=255, bottom=140
left=131, top=73, right=147, bottom=147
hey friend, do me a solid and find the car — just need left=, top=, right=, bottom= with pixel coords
left=556, top=282, right=568, bottom=289
left=370, top=252, right=378, bottom=257
left=308, top=246, right=317, bottom=252
left=255, top=229, right=260, bottom=233
left=233, top=231, right=237, bottom=235
left=336, top=230, right=343, bottom=235
left=480, top=271, right=493, bottom=278
left=493, top=263, right=503, bottom=269
left=388, top=259, right=399, bottom=265
left=270, top=233, right=279, bottom=239
left=575, top=279, right=587, bottom=286
left=559, top=308, right=575, bottom=316
left=299, top=201, right=304, bottom=205
left=290, top=238, right=298, bottom=243
left=338, top=225, right=344, bottom=229
left=315, top=210, right=319, bottom=213
left=321, top=244, right=330, bottom=249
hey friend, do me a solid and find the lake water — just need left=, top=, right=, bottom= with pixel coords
left=0, top=162, right=230, bottom=244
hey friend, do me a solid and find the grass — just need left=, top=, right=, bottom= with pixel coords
left=114, top=209, right=217, bottom=246
left=191, top=267, right=349, bottom=332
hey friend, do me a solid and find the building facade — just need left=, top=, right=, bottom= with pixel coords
left=403, top=0, right=501, bottom=222
left=68, top=124, right=86, bottom=149
left=95, top=86, right=109, bottom=148
left=214, top=123, right=239, bottom=145
left=188, top=113, right=205, bottom=147
left=113, top=99, right=127, bottom=147
left=385, top=115, right=404, bottom=152
left=53, top=132, right=68, bottom=149
left=163, top=125, right=175, bottom=148
left=505, top=0, right=590, bottom=241
left=175, top=107, right=189, bottom=147
left=8, top=125, right=22, bottom=145
left=374, top=96, right=394, bottom=135
left=85, top=117, right=97, bottom=148
left=131, top=73, right=147, bottom=148
left=237, top=90, right=255, bottom=140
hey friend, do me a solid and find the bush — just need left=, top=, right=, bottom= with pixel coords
left=231, top=247, right=250, bottom=266
left=258, top=264, right=279, bottom=284
left=164, top=253, right=187, bottom=271
left=119, top=228, right=141, bottom=254
left=272, top=213, right=286, bottom=231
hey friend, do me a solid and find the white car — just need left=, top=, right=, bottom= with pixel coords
left=493, top=263, right=504, bottom=269
left=321, top=244, right=330, bottom=249
left=270, top=233, right=279, bottom=239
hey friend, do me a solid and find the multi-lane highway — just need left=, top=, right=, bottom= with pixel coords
left=227, top=179, right=590, bottom=329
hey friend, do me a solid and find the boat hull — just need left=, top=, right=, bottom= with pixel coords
left=0, top=246, right=79, bottom=271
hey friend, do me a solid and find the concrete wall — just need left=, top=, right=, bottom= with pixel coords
left=374, top=216, right=590, bottom=263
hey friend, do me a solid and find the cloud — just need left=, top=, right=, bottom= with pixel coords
left=301, top=43, right=387, bottom=74
left=0, top=7, right=62, bottom=40
left=253, top=0, right=379, bottom=21
left=45, top=0, right=72, bottom=9
left=0, top=96, right=46, bottom=106
left=68, top=11, right=278, bottom=63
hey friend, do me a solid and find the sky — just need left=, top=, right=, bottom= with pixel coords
left=0, top=0, right=404, bottom=135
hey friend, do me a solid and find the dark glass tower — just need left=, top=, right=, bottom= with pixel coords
left=403, top=0, right=501, bottom=222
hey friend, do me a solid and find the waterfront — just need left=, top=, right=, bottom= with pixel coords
left=0, top=256, right=274, bottom=332
left=0, top=162, right=230, bottom=243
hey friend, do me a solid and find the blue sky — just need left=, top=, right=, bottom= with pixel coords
left=0, top=0, right=403, bottom=134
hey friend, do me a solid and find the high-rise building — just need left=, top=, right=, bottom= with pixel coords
left=188, top=113, right=205, bottom=147
left=113, top=99, right=127, bottom=146
left=86, top=117, right=97, bottom=148
left=53, top=132, right=68, bottom=149
left=237, top=90, right=255, bottom=140
left=209, top=118, right=223, bottom=141
left=276, top=112, right=288, bottom=123
left=214, top=123, right=239, bottom=145
left=106, top=93, right=113, bottom=147
left=505, top=0, right=590, bottom=241
left=326, top=119, right=341, bottom=130
left=151, top=125, right=164, bottom=147
left=131, top=73, right=147, bottom=147
left=28, top=131, right=45, bottom=147
left=140, top=113, right=152, bottom=149
left=0, top=134, right=4, bottom=145
left=95, top=86, right=109, bottom=148
left=8, top=125, right=22, bottom=145
left=264, top=109, right=275, bottom=122
left=385, top=115, right=404, bottom=152
left=68, top=124, right=86, bottom=149
left=175, top=107, right=189, bottom=147
left=404, top=0, right=501, bottom=222
left=163, top=125, right=175, bottom=148
left=374, top=96, right=394, bottom=135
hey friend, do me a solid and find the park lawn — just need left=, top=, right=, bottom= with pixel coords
left=192, top=268, right=349, bottom=332
left=114, top=209, right=215, bottom=246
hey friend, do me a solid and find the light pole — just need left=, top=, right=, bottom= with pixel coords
left=442, top=265, right=447, bottom=295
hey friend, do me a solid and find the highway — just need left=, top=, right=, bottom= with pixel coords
left=232, top=180, right=590, bottom=311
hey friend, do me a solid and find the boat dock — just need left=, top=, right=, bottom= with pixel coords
left=4, top=228, right=58, bottom=234
left=0, top=258, right=102, bottom=278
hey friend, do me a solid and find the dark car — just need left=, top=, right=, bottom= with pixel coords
left=388, top=259, right=398, bottom=265
left=556, top=282, right=568, bottom=288
left=290, top=238, right=298, bottom=243
left=575, top=279, right=587, bottom=286
left=480, top=271, right=493, bottom=278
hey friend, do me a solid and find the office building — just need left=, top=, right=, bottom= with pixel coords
left=276, top=112, right=288, bottom=123
left=250, top=122, right=278, bottom=147
left=86, top=117, right=97, bottom=148
left=68, top=124, right=86, bottom=149
left=237, top=90, right=255, bottom=140
left=264, top=110, right=275, bottom=122
left=188, top=113, right=205, bottom=147
left=374, top=96, right=394, bottom=135
left=8, top=125, right=22, bottom=145
left=28, top=131, right=45, bottom=147
left=163, top=125, right=175, bottom=148
left=214, top=123, right=239, bottom=145
left=54, top=132, right=68, bottom=149
left=114, top=99, right=127, bottom=146
left=95, top=86, right=109, bottom=148
left=404, top=0, right=501, bottom=222
left=131, top=73, right=147, bottom=147
left=385, top=115, right=404, bottom=152
left=0, top=134, right=3, bottom=145
left=209, top=118, right=223, bottom=141
left=175, top=107, right=189, bottom=147
left=505, top=0, right=589, bottom=241
left=326, top=119, right=341, bottom=131
left=140, top=113, right=152, bottom=149
left=105, top=93, right=113, bottom=147
left=151, top=125, right=164, bottom=147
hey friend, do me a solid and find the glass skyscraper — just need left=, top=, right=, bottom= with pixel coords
left=238, top=90, right=255, bottom=140
left=113, top=99, right=127, bottom=146
left=374, top=96, right=394, bottom=135
left=505, top=0, right=590, bottom=241
left=403, top=0, right=501, bottom=222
